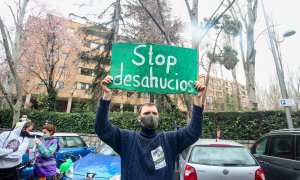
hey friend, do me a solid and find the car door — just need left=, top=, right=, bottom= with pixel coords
left=251, top=136, right=271, bottom=178
left=264, top=135, right=295, bottom=180
left=56, top=136, right=67, bottom=166
left=294, top=135, right=300, bottom=180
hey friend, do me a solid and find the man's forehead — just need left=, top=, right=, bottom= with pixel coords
left=140, top=105, right=158, bottom=113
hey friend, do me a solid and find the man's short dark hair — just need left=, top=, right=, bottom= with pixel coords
left=138, top=103, right=157, bottom=115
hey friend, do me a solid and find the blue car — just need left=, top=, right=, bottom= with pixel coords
left=21, top=132, right=96, bottom=179
left=64, top=143, right=121, bottom=180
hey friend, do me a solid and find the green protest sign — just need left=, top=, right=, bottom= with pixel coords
left=108, top=43, right=198, bottom=94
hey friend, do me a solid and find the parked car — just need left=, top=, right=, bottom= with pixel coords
left=64, top=143, right=121, bottom=180
left=21, top=132, right=96, bottom=179
left=250, top=129, right=300, bottom=180
left=179, top=139, right=265, bottom=180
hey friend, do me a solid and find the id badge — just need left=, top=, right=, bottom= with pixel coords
left=151, top=146, right=167, bottom=170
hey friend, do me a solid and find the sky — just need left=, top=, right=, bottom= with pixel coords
left=0, top=0, right=299, bottom=89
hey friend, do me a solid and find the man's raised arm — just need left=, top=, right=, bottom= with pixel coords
left=176, top=81, right=206, bottom=153
left=94, top=76, right=121, bottom=151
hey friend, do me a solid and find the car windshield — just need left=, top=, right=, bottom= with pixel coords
left=94, top=143, right=119, bottom=156
left=189, top=145, right=257, bottom=166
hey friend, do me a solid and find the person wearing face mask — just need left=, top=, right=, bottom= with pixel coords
left=16, top=114, right=31, bottom=126
left=34, top=124, right=60, bottom=180
left=94, top=75, right=206, bottom=180
left=0, top=121, right=34, bottom=179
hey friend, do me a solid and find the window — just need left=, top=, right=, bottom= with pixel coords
left=67, top=27, right=75, bottom=33
left=78, top=67, right=95, bottom=76
left=99, top=45, right=105, bottom=51
left=65, top=136, right=86, bottom=148
left=26, top=80, right=30, bottom=87
left=140, top=93, right=149, bottom=98
left=296, top=136, right=300, bottom=161
left=181, top=147, right=191, bottom=160
left=252, top=136, right=268, bottom=156
left=83, top=41, right=90, bottom=48
left=95, top=143, right=118, bottom=156
left=127, top=91, right=135, bottom=97
left=190, top=146, right=257, bottom=166
left=41, top=80, right=49, bottom=85
left=57, top=136, right=66, bottom=148
left=55, top=81, right=64, bottom=89
left=90, top=42, right=98, bottom=49
left=269, top=135, right=293, bottom=159
left=75, top=82, right=91, bottom=90
left=58, top=67, right=66, bottom=74
left=113, top=89, right=119, bottom=95
left=61, top=53, right=68, bottom=60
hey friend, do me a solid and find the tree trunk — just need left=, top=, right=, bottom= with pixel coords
left=231, top=68, right=241, bottom=110
left=0, top=0, right=29, bottom=126
left=47, top=88, right=57, bottom=111
left=113, top=0, right=121, bottom=41
left=234, top=0, right=258, bottom=110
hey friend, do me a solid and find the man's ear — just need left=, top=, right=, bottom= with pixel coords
left=136, top=115, right=141, bottom=123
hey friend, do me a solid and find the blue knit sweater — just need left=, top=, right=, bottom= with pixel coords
left=94, top=99, right=204, bottom=180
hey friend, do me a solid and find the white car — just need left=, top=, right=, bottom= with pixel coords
left=179, top=139, right=265, bottom=180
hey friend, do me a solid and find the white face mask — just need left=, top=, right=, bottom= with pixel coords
left=21, top=118, right=27, bottom=122
left=42, top=133, right=51, bottom=139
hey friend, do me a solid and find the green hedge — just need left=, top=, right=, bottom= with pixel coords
left=0, top=109, right=299, bottom=140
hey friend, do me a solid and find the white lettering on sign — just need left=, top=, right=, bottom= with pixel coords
left=113, top=62, right=194, bottom=92
left=132, top=45, right=177, bottom=74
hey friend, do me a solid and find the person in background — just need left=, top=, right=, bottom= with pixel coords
left=212, top=127, right=224, bottom=141
left=0, top=121, right=34, bottom=179
left=34, top=124, right=60, bottom=180
left=16, top=114, right=31, bottom=126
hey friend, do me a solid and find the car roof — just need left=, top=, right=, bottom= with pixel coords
left=266, top=128, right=300, bottom=135
left=32, top=132, right=80, bottom=137
left=192, top=139, right=244, bottom=147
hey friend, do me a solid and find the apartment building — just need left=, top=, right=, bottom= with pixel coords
left=198, top=74, right=249, bottom=111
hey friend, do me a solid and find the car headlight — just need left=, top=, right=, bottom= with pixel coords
left=109, top=174, right=121, bottom=180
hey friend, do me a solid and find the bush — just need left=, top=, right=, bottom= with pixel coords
left=0, top=109, right=299, bottom=140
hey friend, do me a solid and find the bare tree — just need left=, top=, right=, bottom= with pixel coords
left=0, top=0, right=30, bottom=126
left=228, top=0, right=259, bottom=110
left=20, top=13, right=82, bottom=111
left=286, top=66, right=300, bottom=109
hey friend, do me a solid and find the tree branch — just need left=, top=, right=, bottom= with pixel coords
left=184, top=0, right=192, bottom=19
left=4, top=25, right=13, bottom=48
left=8, top=5, right=17, bottom=27
left=198, top=0, right=236, bottom=43
left=138, top=0, right=171, bottom=44
left=0, top=17, right=14, bottom=77
left=156, top=0, right=166, bottom=28
left=0, top=81, right=14, bottom=110
left=235, top=0, right=247, bottom=27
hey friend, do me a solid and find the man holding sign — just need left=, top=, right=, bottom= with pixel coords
left=94, top=43, right=205, bottom=180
